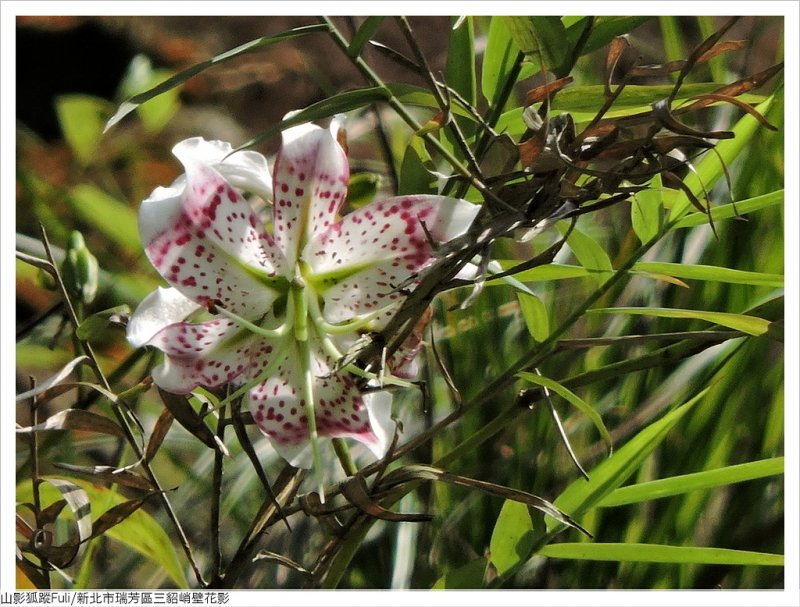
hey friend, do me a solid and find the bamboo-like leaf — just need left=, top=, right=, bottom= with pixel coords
left=537, top=542, right=783, bottom=566
left=631, top=174, right=664, bottom=244
left=495, top=262, right=591, bottom=283
left=105, top=24, right=329, bottom=131
left=16, top=409, right=125, bottom=439
left=632, top=263, right=783, bottom=288
left=672, top=189, right=783, bottom=228
left=489, top=500, right=535, bottom=577
left=517, top=292, right=549, bottom=342
left=445, top=16, right=476, bottom=109
left=517, top=371, right=612, bottom=454
left=481, top=16, right=522, bottom=107
left=238, top=87, right=390, bottom=150
left=347, top=17, right=384, bottom=58
left=589, top=307, right=771, bottom=336
left=431, top=557, right=488, bottom=589
left=502, top=16, right=569, bottom=75
left=565, top=16, right=653, bottom=56
left=547, top=388, right=706, bottom=532
left=598, top=457, right=784, bottom=507
left=15, top=356, right=90, bottom=402
left=76, top=305, right=130, bottom=341
left=560, top=224, right=614, bottom=286
left=668, top=93, right=777, bottom=220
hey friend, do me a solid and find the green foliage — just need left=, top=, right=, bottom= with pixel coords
left=15, top=14, right=784, bottom=591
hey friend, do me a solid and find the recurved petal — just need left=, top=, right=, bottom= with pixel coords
left=306, top=195, right=479, bottom=323
left=139, top=161, right=286, bottom=318
left=271, top=123, right=349, bottom=267
left=146, top=318, right=276, bottom=394
left=127, top=287, right=201, bottom=347
left=172, top=137, right=273, bottom=202
left=249, top=343, right=388, bottom=468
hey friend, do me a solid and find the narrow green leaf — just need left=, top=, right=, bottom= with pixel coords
left=117, top=55, right=181, bottom=134
left=432, top=557, right=488, bottom=589
left=538, top=543, right=783, bottom=567
left=671, top=189, right=783, bottom=229
left=631, top=174, right=664, bottom=243
left=494, top=262, right=591, bottom=283
left=55, top=95, right=114, bottom=166
left=446, top=16, right=476, bottom=108
left=398, top=136, right=438, bottom=195
left=659, top=16, right=685, bottom=64
left=632, top=262, right=783, bottom=288
left=105, top=24, right=329, bottom=130
left=347, top=17, right=384, bottom=57
left=481, top=16, right=521, bottom=106
left=517, top=292, right=549, bottom=342
left=496, top=85, right=766, bottom=136
left=517, top=371, right=612, bottom=453
left=76, top=305, right=131, bottom=341
left=489, top=500, right=535, bottom=576
left=548, top=388, right=706, bottom=532
left=589, top=307, right=771, bottom=336
left=598, top=457, right=784, bottom=507
left=66, top=185, right=140, bottom=254
left=502, top=16, right=568, bottom=75
left=669, top=93, right=777, bottom=220
left=560, top=224, right=614, bottom=286
left=238, top=87, right=390, bottom=150
left=565, top=16, right=653, bottom=56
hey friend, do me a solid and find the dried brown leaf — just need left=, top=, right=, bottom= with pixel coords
left=145, top=407, right=174, bottom=463
left=53, top=463, right=156, bottom=491
left=16, top=408, right=126, bottom=439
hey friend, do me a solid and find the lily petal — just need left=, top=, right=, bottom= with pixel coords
left=307, top=195, right=479, bottom=323
left=272, top=124, right=349, bottom=267
left=249, top=343, right=387, bottom=468
left=127, top=286, right=201, bottom=347
left=172, top=137, right=273, bottom=202
left=146, top=318, right=274, bottom=394
left=140, top=160, right=286, bottom=318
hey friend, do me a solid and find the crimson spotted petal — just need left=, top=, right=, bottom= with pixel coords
left=128, top=118, right=479, bottom=484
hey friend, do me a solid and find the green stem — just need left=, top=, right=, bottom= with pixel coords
left=292, top=280, right=324, bottom=497
left=333, top=438, right=358, bottom=476
left=214, top=302, right=292, bottom=339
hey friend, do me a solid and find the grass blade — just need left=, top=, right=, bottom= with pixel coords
left=547, top=388, right=707, bottom=532
left=537, top=543, right=783, bottom=566
left=598, top=457, right=784, bottom=507
left=589, top=307, right=772, bottom=336
left=105, top=24, right=329, bottom=131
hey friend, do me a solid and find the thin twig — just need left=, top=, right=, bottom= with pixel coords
left=38, top=225, right=208, bottom=587
left=210, top=405, right=226, bottom=583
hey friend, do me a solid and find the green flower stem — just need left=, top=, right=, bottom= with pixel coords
left=306, top=288, right=389, bottom=335
left=292, top=280, right=324, bottom=498
left=213, top=302, right=292, bottom=339
left=333, top=438, right=358, bottom=476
